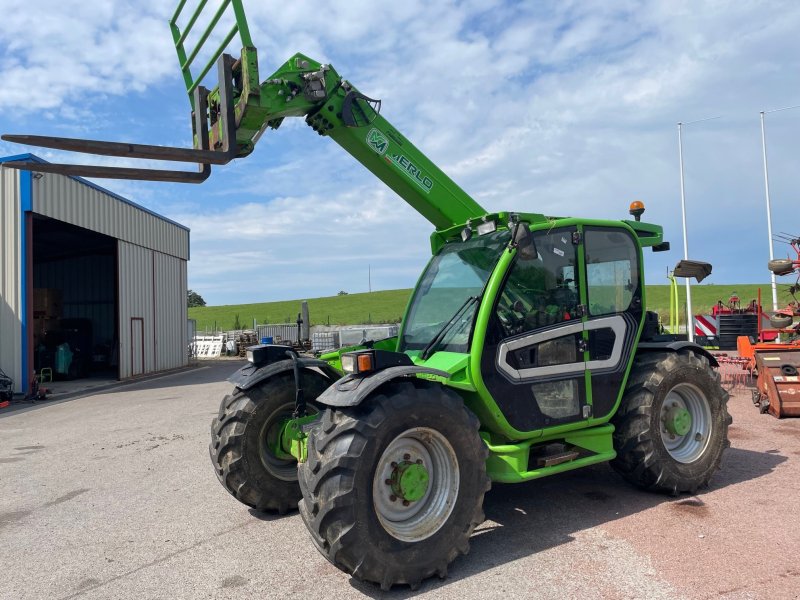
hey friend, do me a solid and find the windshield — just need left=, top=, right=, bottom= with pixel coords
left=400, top=230, right=510, bottom=353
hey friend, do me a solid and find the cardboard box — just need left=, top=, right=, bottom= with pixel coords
left=33, top=288, right=63, bottom=319
left=32, top=317, right=59, bottom=345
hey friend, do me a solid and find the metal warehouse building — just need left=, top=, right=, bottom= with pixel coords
left=1, top=154, right=189, bottom=395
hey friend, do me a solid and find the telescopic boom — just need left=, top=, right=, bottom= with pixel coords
left=2, top=0, right=485, bottom=230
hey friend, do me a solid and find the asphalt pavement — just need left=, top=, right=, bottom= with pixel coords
left=1, top=360, right=798, bottom=599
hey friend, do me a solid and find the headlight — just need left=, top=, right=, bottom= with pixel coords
left=341, top=351, right=375, bottom=375
left=245, top=344, right=292, bottom=367
left=477, top=219, right=496, bottom=235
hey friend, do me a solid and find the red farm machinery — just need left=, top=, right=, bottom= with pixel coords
left=738, top=234, right=800, bottom=418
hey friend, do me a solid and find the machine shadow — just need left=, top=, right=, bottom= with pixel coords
left=119, top=360, right=246, bottom=390
left=0, top=360, right=242, bottom=418
left=349, top=446, right=785, bottom=599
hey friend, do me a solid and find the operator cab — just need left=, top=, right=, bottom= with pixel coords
left=481, top=224, right=643, bottom=433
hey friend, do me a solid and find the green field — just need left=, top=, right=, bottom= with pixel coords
left=189, top=284, right=777, bottom=332
left=189, top=289, right=411, bottom=333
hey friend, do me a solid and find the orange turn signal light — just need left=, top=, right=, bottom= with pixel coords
left=341, top=349, right=413, bottom=375
left=357, top=353, right=374, bottom=373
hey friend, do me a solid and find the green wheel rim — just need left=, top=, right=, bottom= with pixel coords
left=260, top=402, right=317, bottom=482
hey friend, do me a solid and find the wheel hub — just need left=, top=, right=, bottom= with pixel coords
left=372, top=427, right=460, bottom=542
left=665, top=406, right=692, bottom=436
left=660, top=383, right=713, bottom=464
left=260, top=403, right=318, bottom=481
left=387, top=460, right=430, bottom=503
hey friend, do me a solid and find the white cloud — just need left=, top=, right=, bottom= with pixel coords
left=0, top=1, right=175, bottom=111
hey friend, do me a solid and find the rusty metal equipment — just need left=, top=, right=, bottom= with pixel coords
left=728, top=231, right=800, bottom=417
left=739, top=337, right=800, bottom=417
left=0, top=367, right=13, bottom=406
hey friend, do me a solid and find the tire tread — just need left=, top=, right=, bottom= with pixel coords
left=298, top=380, right=489, bottom=590
left=611, top=350, right=731, bottom=494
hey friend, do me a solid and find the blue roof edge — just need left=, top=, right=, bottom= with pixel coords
left=0, top=153, right=191, bottom=233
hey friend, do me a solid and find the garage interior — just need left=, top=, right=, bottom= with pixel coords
left=31, top=215, right=119, bottom=385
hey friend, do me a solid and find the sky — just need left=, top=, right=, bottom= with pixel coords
left=1, top=0, right=799, bottom=306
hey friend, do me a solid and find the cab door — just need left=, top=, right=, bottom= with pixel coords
left=480, top=224, right=643, bottom=433
left=582, top=227, right=643, bottom=419
left=480, top=226, right=589, bottom=433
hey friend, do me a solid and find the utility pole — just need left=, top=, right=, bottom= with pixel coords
left=760, top=111, right=779, bottom=312
left=677, top=122, right=694, bottom=342
left=368, top=264, right=372, bottom=293
left=676, top=116, right=720, bottom=342
left=759, top=105, right=800, bottom=311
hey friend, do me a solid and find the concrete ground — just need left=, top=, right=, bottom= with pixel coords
left=1, top=360, right=798, bottom=600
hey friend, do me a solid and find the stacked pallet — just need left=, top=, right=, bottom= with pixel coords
left=237, top=332, right=258, bottom=357
left=717, top=314, right=758, bottom=350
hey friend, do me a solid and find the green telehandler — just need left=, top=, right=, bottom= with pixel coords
left=2, top=1, right=730, bottom=590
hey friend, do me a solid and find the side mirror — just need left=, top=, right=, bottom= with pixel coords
left=673, top=260, right=712, bottom=283
left=512, top=222, right=537, bottom=260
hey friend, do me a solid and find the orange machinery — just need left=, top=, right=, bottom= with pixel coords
left=738, top=335, right=800, bottom=418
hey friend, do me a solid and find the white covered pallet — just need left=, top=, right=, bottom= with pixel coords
left=193, top=335, right=224, bottom=358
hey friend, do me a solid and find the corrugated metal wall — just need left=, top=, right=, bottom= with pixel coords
left=154, top=251, right=187, bottom=372
left=118, top=241, right=155, bottom=379
left=118, top=242, right=188, bottom=378
left=33, top=173, right=189, bottom=261
left=0, top=168, right=22, bottom=387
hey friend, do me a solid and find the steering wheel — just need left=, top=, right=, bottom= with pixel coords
left=498, top=300, right=526, bottom=334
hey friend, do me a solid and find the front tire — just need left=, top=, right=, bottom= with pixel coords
left=210, top=371, right=330, bottom=513
left=298, top=380, right=489, bottom=590
left=611, top=351, right=731, bottom=494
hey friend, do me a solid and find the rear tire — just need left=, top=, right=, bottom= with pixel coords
left=210, top=371, right=329, bottom=513
left=611, top=351, right=731, bottom=494
left=298, top=380, right=489, bottom=590
left=768, top=258, right=795, bottom=276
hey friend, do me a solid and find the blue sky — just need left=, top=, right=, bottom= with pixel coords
left=1, top=0, right=799, bottom=306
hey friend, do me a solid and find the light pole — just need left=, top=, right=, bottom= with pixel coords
left=760, top=105, right=800, bottom=312
left=677, top=116, right=720, bottom=342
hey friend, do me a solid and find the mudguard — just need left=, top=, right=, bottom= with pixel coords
left=636, top=341, right=719, bottom=368
left=316, top=365, right=451, bottom=407
left=228, top=357, right=339, bottom=391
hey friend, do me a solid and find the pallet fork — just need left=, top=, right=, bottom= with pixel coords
left=1, top=0, right=253, bottom=182
left=2, top=55, right=236, bottom=183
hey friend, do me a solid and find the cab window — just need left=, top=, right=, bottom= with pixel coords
left=495, top=228, right=579, bottom=338
left=584, top=228, right=639, bottom=316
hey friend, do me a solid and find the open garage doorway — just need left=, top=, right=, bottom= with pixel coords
left=31, top=215, right=119, bottom=388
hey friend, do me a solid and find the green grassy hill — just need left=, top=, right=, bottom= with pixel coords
left=189, top=284, right=775, bottom=332
left=189, top=289, right=411, bottom=332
